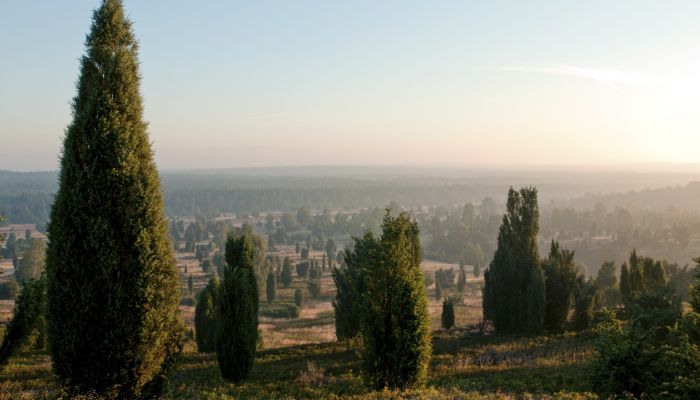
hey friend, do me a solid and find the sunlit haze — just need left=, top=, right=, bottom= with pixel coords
left=2, top=1, right=699, bottom=171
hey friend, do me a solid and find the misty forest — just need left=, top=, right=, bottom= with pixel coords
left=2, top=1, right=700, bottom=399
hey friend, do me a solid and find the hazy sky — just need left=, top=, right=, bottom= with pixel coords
left=1, top=1, right=699, bottom=171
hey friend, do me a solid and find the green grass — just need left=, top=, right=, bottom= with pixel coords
left=0, top=331, right=599, bottom=399
left=0, top=251, right=597, bottom=398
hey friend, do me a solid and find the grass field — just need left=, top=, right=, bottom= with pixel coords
left=0, top=244, right=598, bottom=399
left=0, top=330, right=598, bottom=399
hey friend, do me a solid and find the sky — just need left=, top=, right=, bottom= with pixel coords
left=1, top=1, right=700, bottom=171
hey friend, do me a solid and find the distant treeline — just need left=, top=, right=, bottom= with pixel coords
left=2, top=169, right=700, bottom=231
left=0, top=171, right=506, bottom=225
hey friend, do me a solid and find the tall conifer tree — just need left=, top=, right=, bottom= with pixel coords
left=216, top=234, right=259, bottom=382
left=45, top=1, right=183, bottom=396
left=361, top=211, right=431, bottom=389
left=542, top=241, right=580, bottom=332
left=332, top=235, right=376, bottom=340
left=483, top=187, right=543, bottom=332
left=195, top=277, right=220, bottom=353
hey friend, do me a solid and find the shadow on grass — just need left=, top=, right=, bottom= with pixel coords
left=430, top=361, right=594, bottom=394
left=170, top=341, right=365, bottom=399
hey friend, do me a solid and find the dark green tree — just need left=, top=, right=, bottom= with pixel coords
left=296, top=260, right=310, bottom=278
left=595, top=261, right=617, bottom=289
left=596, top=260, right=621, bottom=308
left=593, top=285, right=693, bottom=397
left=526, top=265, right=546, bottom=332
left=281, top=256, right=293, bottom=287
left=266, top=271, right=276, bottom=304
left=0, top=276, right=46, bottom=365
left=360, top=211, right=431, bottom=389
left=333, top=236, right=376, bottom=340
left=188, top=274, right=194, bottom=295
left=201, top=259, right=212, bottom=273
left=325, top=238, right=337, bottom=268
left=15, top=238, right=45, bottom=284
left=571, top=277, right=597, bottom=331
left=542, top=241, right=580, bottom=332
left=216, top=234, right=259, bottom=382
left=196, top=245, right=206, bottom=263
left=483, top=187, right=543, bottom=332
left=619, top=262, right=630, bottom=299
left=689, top=258, right=700, bottom=312
left=457, top=266, right=467, bottom=292
left=620, top=250, right=667, bottom=301
left=441, top=297, right=455, bottom=329
left=194, top=277, right=220, bottom=353
left=45, top=1, right=184, bottom=396
left=308, top=278, right=321, bottom=299
left=294, top=288, right=304, bottom=308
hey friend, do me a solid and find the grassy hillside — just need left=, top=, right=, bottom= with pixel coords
left=1, top=332, right=597, bottom=399
left=0, top=244, right=598, bottom=399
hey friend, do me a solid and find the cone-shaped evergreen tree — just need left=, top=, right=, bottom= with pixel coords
left=266, top=271, right=276, bottom=304
left=0, top=276, right=46, bottom=365
left=483, top=187, right=543, bottom=332
left=543, top=240, right=580, bottom=332
left=216, top=233, right=259, bottom=382
left=281, top=256, right=293, bottom=287
left=441, top=297, right=455, bottom=330
left=45, top=1, right=184, bottom=396
left=361, top=211, right=431, bottom=389
left=332, top=235, right=375, bottom=340
left=195, top=277, right=220, bottom=353
left=457, top=265, right=467, bottom=292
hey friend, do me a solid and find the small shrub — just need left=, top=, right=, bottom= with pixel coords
left=441, top=298, right=455, bottom=329
left=308, top=279, right=321, bottom=299
left=281, top=257, right=293, bottom=287
left=194, top=278, right=219, bottom=353
left=266, top=271, right=276, bottom=304
left=294, top=288, right=304, bottom=308
left=297, top=362, right=325, bottom=387
left=201, top=259, right=212, bottom=273
left=296, top=261, right=310, bottom=278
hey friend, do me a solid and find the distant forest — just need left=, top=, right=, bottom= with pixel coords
left=2, top=169, right=699, bottom=225
left=2, top=169, right=700, bottom=274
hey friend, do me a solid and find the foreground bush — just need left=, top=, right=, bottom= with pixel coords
left=0, top=277, right=46, bottom=365
left=194, top=277, right=220, bottom=353
left=593, top=286, right=700, bottom=397
left=216, top=234, right=259, bottom=382
left=360, top=212, right=431, bottom=390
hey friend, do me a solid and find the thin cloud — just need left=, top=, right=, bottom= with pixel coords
left=501, top=63, right=658, bottom=88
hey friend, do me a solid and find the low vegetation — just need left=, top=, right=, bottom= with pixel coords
left=2, top=330, right=599, bottom=399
